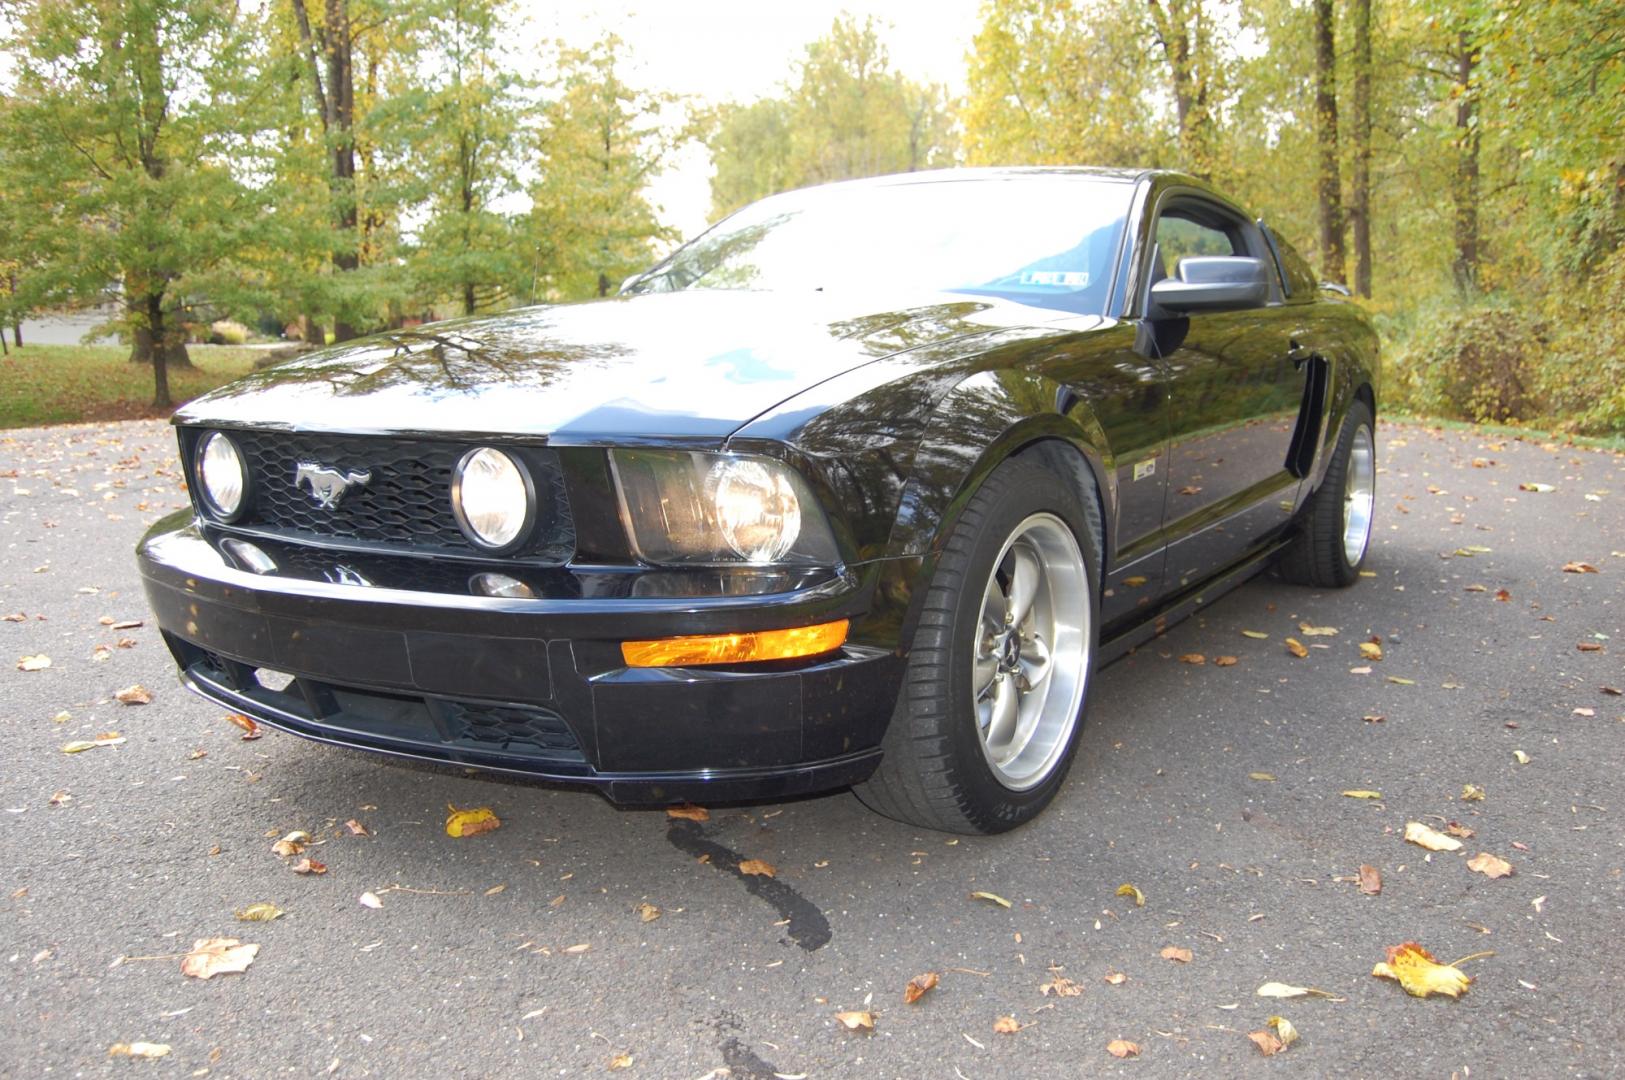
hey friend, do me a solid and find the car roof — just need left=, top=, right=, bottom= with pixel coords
left=806, top=166, right=1152, bottom=192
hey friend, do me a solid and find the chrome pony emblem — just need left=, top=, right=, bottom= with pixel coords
left=293, top=461, right=372, bottom=509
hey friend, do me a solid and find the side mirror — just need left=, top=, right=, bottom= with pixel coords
left=1150, top=256, right=1269, bottom=315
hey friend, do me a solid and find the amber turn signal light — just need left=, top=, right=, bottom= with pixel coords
left=621, top=619, right=849, bottom=667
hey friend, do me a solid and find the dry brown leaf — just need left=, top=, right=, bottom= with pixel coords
left=1444, top=821, right=1476, bottom=838
left=485, top=884, right=506, bottom=896
left=1562, top=561, right=1599, bottom=573
left=1160, top=945, right=1192, bottom=963
left=17, top=654, right=51, bottom=671
left=992, top=1016, right=1022, bottom=1034
left=1103, top=971, right=1127, bottom=986
left=1214, top=655, right=1238, bottom=666
left=1116, top=882, right=1145, bottom=907
left=48, top=790, right=71, bottom=806
left=738, top=858, right=776, bottom=878
left=235, top=902, right=283, bottom=922
left=1285, top=637, right=1309, bottom=658
left=1371, top=942, right=1473, bottom=998
left=1495, top=588, right=1512, bottom=602
left=1358, top=865, right=1383, bottom=895
left=1123, top=575, right=1148, bottom=587
left=1404, top=821, right=1463, bottom=852
left=1248, top=1029, right=1285, bottom=1056
left=271, top=831, right=310, bottom=857
left=636, top=902, right=661, bottom=923
left=344, top=819, right=369, bottom=836
left=1466, top=852, right=1514, bottom=879
left=108, top=1042, right=171, bottom=1059
left=1577, top=642, right=1604, bottom=653
left=180, top=937, right=258, bottom=979
left=834, top=1010, right=874, bottom=1031
left=291, top=857, right=327, bottom=875
left=904, top=971, right=939, bottom=1004
left=665, top=803, right=709, bottom=822
left=445, top=805, right=500, bottom=838
left=225, top=713, right=261, bottom=740
left=1040, top=974, right=1083, bottom=997
left=1106, top=1039, right=1140, bottom=1059
left=1179, top=653, right=1205, bottom=665
left=970, top=890, right=1012, bottom=908
left=114, top=684, right=152, bottom=705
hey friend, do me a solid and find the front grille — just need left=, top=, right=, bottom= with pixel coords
left=198, top=430, right=574, bottom=563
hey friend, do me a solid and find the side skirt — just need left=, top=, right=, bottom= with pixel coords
left=1099, top=539, right=1291, bottom=665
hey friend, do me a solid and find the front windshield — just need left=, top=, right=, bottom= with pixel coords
left=626, top=175, right=1134, bottom=315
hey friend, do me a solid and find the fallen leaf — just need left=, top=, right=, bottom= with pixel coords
left=993, top=1015, right=1022, bottom=1034
left=225, top=713, right=261, bottom=740
left=180, top=938, right=258, bottom=979
left=1160, top=945, right=1192, bottom=963
left=1359, top=641, right=1384, bottom=661
left=1298, top=623, right=1338, bottom=636
left=904, top=971, right=939, bottom=1004
left=1444, top=822, right=1476, bottom=838
left=1268, top=1015, right=1300, bottom=1048
left=114, top=684, right=152, bottom=705
left=111, top=619, right=143, bottom=630
left=1256, top=982, right=1311, bottom=998
left=1106, top=1039, right=1140, bottom=1059
left=1179, top=653, right=1205, bottom=665
left=1601, top=686, right=1622, bottom=696
left=1461, top=784, right=1486, bottom=801
left=1405, top=822, right=1463, bottom=851
left=291, top=858, right=326, bottom=875
left=665, top=803, right=709, bottom=822
left=970, top=891, right=1012, bottom=908
left=1248, top=1029, right=1285, bottom=1056
left=61, top=733, right=125, bottom=753
left=344, top=819, right=369, bottom=836
left=1466, top=852, right=1513, bottom=879
left=1040, top=974, right=1083, bottom=997
left=1519, top=482, right=1555, bottom=493
left=1342, top=790, right=1382, bottom=799
left=1248, top=772, right=1276, bottom=782
left=16, top=654, right=51, bottom=671
left=1463, top=584, right=1487, bottom=592
left=1513, top=750, right=1531, bottom=764
left=445, top=805, right=501, bottom=838
left=1214, top=655, right=1238, bottom=666
left=1562, top=561, right=1599, bottom=573
left=235, top=902, right=283, bottom=922
left=1573, top=707, right=1596, bottom=717
left=48, top=789, right=71, bottom=806
left=1116, top=883, right=1145, bottom=907
left=108, top=1043, right=171, bottom=1059
left=1359, top=865, right=1383, bottom=895
left=563, top=943, right=591, bottom=954
left=1285, top=637, right=1308, bottom=658
left=270, top=830, right=310, bottom=857
left=1371, top=942, right=1473, bottom=998
left=607, top=1052, right=633, bottom=1070
left=834, top=1010, right=874, bottom=1031
left=1103, top=971, right=1127, bottom=986
left=485, top=884, right=506, bottom=896
left=1386, top=675, right=1416, bottom=685
left=1242, top=630, right=1269, bottom=640
left=1577, top=642, right=1604, bottom=653
left=738, top=858, right=776, bottom=878
left=1495, top=589, right=1512, bottom=602
left=1363, top=714, right=1385, bottom=723
left=636, top=902, right=661, bottom=923
left=359, top=891, right=383, bottom=908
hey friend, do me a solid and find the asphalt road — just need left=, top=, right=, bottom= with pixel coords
left=2, top=419, right=1622, bottom=1079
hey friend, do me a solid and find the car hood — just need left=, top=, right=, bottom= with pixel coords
left=177, top=290, right=1060, bottom=440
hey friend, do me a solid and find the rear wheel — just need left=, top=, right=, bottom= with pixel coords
left=1280, top=399, right=1376, bottom=587
left=855, top=457, right=1100, bottom=834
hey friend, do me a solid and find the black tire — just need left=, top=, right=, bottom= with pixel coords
left=1279, top=399, right=1376, bottom=588
left=854, top=457, right=1101, bottom=835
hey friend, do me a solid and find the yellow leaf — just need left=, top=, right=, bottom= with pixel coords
left=1179, top=653, right=1205, bottom=665
left=108, top=1043, right=171, bottom=1059
left=1268, top=1016, right=1299, bottom=1047
left=1341, top=790, right=1383, bottom=799
left=1386, top=675, right=1416, bottom=685
left=1257, top=981, right=1337, bottom=999
left=1116, top=883, right=1145, bottom=907
left=1106, top=1039, right=1140, bottom=1058
left=636, top=902, right=661, bottom=923
left=1298, top=623, right=1338, bottom=636
left=1242, top=630, right=1269, bottom=639
left=904, top=971, right=938, bottom=1003
left=1404, top=821, right=1463, bottom=851
left=180, top=937, right=259, bottom=979
left=834, top=1010, right=874, bottom=1031
left=1512, top=750, right=1531, bottom=764
left=1285, top=637, right=1308, bottom=658
left=1249, top=772, right=1276, bottom=782
left=271, top=831, right=310, bottom=857
left=17, top=654, right=51, bottom=671
left=1103, top=971, right=1127, bottom=986
left=445, top=805, right=501, bottom=838
left=62, top=733, right=125, bottom=753
left=970, top=890, right=1012, bottom=908
left=1359, top=641, right=1384, bottom=661
left=607, top=1052, right=633, bottom=1070
left=563, top=942, right=591, bottom=954
left=993, top=1015, right=1022, bottom=1034
left=1123, top=575, right=1148, bottom=588
left=1466, top=852, right=1514, bottom=879
left=738, top=858, right=776, bottom=877
left=234, top=902, right=284, bottom=922
left=1371, top=942, right=1473, bottom=998
left=1460, top=784, right=1486, bottom=801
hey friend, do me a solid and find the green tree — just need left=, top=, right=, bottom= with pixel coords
left=0, top=0, right=275, bottom=406
left=704, top=99, right=795, bottom=219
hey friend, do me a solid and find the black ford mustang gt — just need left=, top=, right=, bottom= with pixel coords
left=138, top=167, right=1378, bottom=834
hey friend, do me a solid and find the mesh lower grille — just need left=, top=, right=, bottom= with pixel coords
left=439, top=701, right=585, bottom=761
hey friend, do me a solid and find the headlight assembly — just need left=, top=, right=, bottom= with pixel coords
left=196, top=431, right=249, bottom=521
left=609, top=449, right=838, bottom=566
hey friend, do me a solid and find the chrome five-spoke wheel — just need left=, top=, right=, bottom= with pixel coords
left=1342, top=422, right=1375, bottom=567
left=972, top=512, right=1091, bottom=790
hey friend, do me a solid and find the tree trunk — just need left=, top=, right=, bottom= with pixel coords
left=1313, top=0, right=1346, bottom=285
left=128, top=319, right=194, bottom=368
left=1451, top=30, right=1480, bottom=294
left=1350, top=0, right=1373, bottom=298
left=147, top=292, right=172, bottom=410
left=1147, top=0, right=1213, bottom=181
left=327, top=0, right=359, bottom=340
left=11, top=320, right=20, bottom=349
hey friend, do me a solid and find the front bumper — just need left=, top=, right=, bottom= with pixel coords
left=137, top=512, right=908, bottom=803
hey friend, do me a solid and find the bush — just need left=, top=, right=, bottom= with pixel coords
left=1540, top=249, right=1625, bottom=436
left=1392, top=306, right=1548, bottom=425
left=208, top=319, right=251, bottom=345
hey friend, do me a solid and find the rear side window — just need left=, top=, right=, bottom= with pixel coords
left=1268, top=227, right=1319, bottom=299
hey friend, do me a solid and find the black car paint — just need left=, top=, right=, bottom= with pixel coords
left=138, top=167, right=1379, bottom=803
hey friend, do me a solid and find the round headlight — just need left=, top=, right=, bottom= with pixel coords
left=452, top=447, right=533, bottom=551
left=708, top=458, right=801, bottom=563
left=197, top=432, right=247, bottom=520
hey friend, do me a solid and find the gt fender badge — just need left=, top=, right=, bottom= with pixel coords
left=1133, top=458, right=1157, bottom=481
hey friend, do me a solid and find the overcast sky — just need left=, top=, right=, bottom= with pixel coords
left=526, top=1, right=987, bottom=240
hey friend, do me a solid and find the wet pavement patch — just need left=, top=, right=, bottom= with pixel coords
left=666, top=819, right=832, bottom=951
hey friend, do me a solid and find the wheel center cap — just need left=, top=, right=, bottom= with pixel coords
left=999, top=632, right=1021, bottom=673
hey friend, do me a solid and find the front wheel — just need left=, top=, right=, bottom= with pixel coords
left=1279, top=399, right=1376, bottom=587
left=854, top=458, right=1100, bottom=834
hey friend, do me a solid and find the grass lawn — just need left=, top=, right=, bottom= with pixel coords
left=0, top=344, right=260, bottom=428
